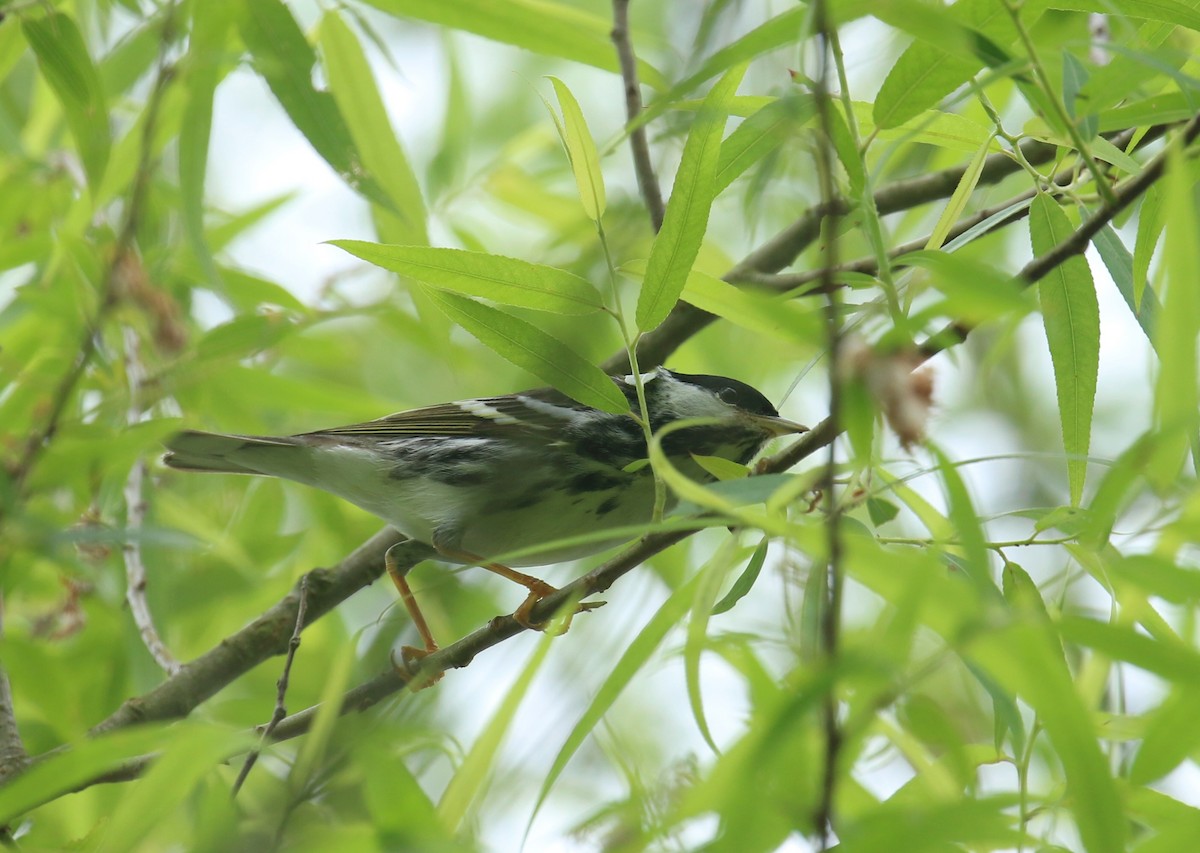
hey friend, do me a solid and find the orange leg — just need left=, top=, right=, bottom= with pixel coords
left=433, top=541, right=597, bottom=633
left=385, top=544, right=442, bottom=684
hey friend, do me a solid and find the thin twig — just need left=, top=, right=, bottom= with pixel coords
left=810, top=6, right=844, bottom=847
left=612, top=0, right=665, bottom=232
left=0, top=596, right=29, bottom=784
left=122, top=327, right=180, bottom=675
left=231, top=576, right=310, bottom=797
left=603, top=123, right=1158, bottom=374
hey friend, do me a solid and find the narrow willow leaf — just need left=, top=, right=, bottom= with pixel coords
left=873, top=0, right=1035, bottom=128
left=851, top=101, right=995, bottom=153
left=1133, top=185, right=1164, bottom=310
left=715, top=96, right=814, bottom=193
left=180, top=2, right=231, bottom=285
left=238, top=0, right=391, bottom=209
left=548, top=77, right=605, bottom=221
left=1091, top=224, right=1159, bottom=348
left=439, top=626, right=557, bottom=831
left=1001, top=561, right=1052, bottom=622
left=969, top=622, right=1125, bottom=853
left=639, top=7, right=805, bottom=128
left=1047, top=0, right=1200, bottom=32
left=100, top=725, right=251, bottom=851
left=320, top=11, right=429, bottom=245
left=1148, top=146, right=1200, bottom=488
left=691, top=454, right=749, bottom=481
left=1131, top=684, right=1200, bottom=784
left=332, top=242, right=604, bottom=314
left=22, top=13, right=110, bottom=191
left=637, top=64, right=746, bottom=332
left=1060, top=617, right=1200, bottom=683
left=1029, top=193, right=1099, bottom=506
left=687, top=540, right=740, bottom=755
left=712, top=537, right=769, bottom=615
left=424, top=290, right=628, bottom=412
left=925, top=135, right=993, bottom=250
left=526, top=573, right=702, bottom=836
left=931, top=444, right=996, bottom=594
left=362, top=0, right=664, bottom=87
left=900, top=250, right=1029, bottom=323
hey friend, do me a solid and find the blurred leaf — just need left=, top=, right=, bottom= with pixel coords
left=924, top=135, right=992, bottom=250
left=637, top=64, right=745, bottom=332
left=678, top=268, right=820, bottom=343
left=100, top=724, right=252, bottom=850
left=332, top=242, right=605, bottom=314
left=640, top=7, right=806, bottom=126
left=1131, top=684, right=1200, bottom=784
left=439, top=622, right=557, bottom=832
left=548, top=77, right=606, bottom=222
left=690, top=453, right=749, bottom=481
left=180, top=1, right=232, bottom=286
left=969, top=622, right=1125, bottom=853
left=1060, top=617, right=1200, bottom=683
left=873, top=0, right=1028, bottom=128
left=716, top=95, right=814, bottom=193
left=1030, top=193, right=1099, bottom=506
left=1108, top=553, right=1200, bottom=605
left=1133, top=185, right=1164, bottom=311
left=1001, top=561, right=1052, bottom=622
left=238, top=0, right=391, bottom=209
left=931, top=444, right=996, bottom=594
left=901, top=249, right=1029, bottom=323
left=1148, top=146, right=1200, bottom=488
left=686, top=539, right=740, bottom=754
left=22, top=12, right=110, bottom=191
left=712, top=536, right=769, bottom=615
left=423, top=289, right=628, bottom=412
left=866, top=497, right=899, bottom=526
left=1047, top=0, right=1200, bottom=31
left=362, top=0, right=664, bottom=87
left=320, top=11, right=429, bottom=245
left=527, top=571, right=703, bottom=834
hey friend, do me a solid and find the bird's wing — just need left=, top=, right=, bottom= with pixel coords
left=301, top=387, right=611, bottom=439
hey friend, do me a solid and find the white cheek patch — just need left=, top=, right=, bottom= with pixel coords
left=662, top=379, right=734, bottom=419
left=458, top=398, right=519, bottom=425
left=622, top=368, right=663, bottom=385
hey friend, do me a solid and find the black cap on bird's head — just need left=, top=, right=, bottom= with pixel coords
left=630, top=368, right=808, bottom=438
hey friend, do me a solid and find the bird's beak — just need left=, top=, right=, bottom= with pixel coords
left=752, top=414, right=809, bottom=437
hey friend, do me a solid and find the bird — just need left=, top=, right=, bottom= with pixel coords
left=163, top=367, right=806, bottom=662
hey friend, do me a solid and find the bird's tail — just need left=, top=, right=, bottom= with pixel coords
left=163, top=430, right=303, bottom=475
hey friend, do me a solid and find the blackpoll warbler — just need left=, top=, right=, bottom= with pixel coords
left=164, top=368, right=805, bottom=657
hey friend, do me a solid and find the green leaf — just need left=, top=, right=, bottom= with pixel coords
left=361, top=0, right=664, bottom=88
left=969, top=622, right=1125, bottom=853
left=866, top=497, right=900, bottom=526
left=691, top=454, right=750, bottom=481
left=423, top=289, right=628, bottom=412
left=678, top=268, right=820, bottom=343
left=639, top=7, right=806, bottom=127
left=320, top=11, right=429, bottom=245
left=548, top=77, right=606, bottom=221
left=238, top=0, right=391, bottom=209
left=1001, top=561, right=1051, bottom=622
left=1148, top=146, right=1200, bottom=487
left=22, top=13, right=110, bottom=191
left=930, top=444, right=996, bottom=594
left=1091, top=224, right=1159, bottom=349
left=873, top=0, right=1036, bottom=128
left=637, top=64, right=746, bottom=332
left=1133, top=185, right=1164, bottom=310
left=1029, top=193, right=1099, bottom=506
left=715, top=96, right=814, bottom=193
left=1131, top=684, right=1200, bottom=784
left=100, top=724, right=252, bottom=850
left=180, top=1, right=232, bottom=286
left=1046, top=0, right=1200, bottom=33
left=925, top=135, right=993, bottom=250
left=686, top=539, right=740, bottom=754
left=712, top=537, right=769, bottom=615
left=900, top=250, right=1029, bottom=323
left=1060, top=617, right=1200, bottom=683
left=526, top=572, right=703, bottom=835
left=439, top=623, right=557, bottom=831
left=332, top=242, right=604, bottom=314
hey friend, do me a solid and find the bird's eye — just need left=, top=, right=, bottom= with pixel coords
left=718, top=388, right=738, bottom=405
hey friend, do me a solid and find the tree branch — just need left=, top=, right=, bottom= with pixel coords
left=603, top=123, right=1156, bottom=374
left=612, top=0, right=665, bottom=232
